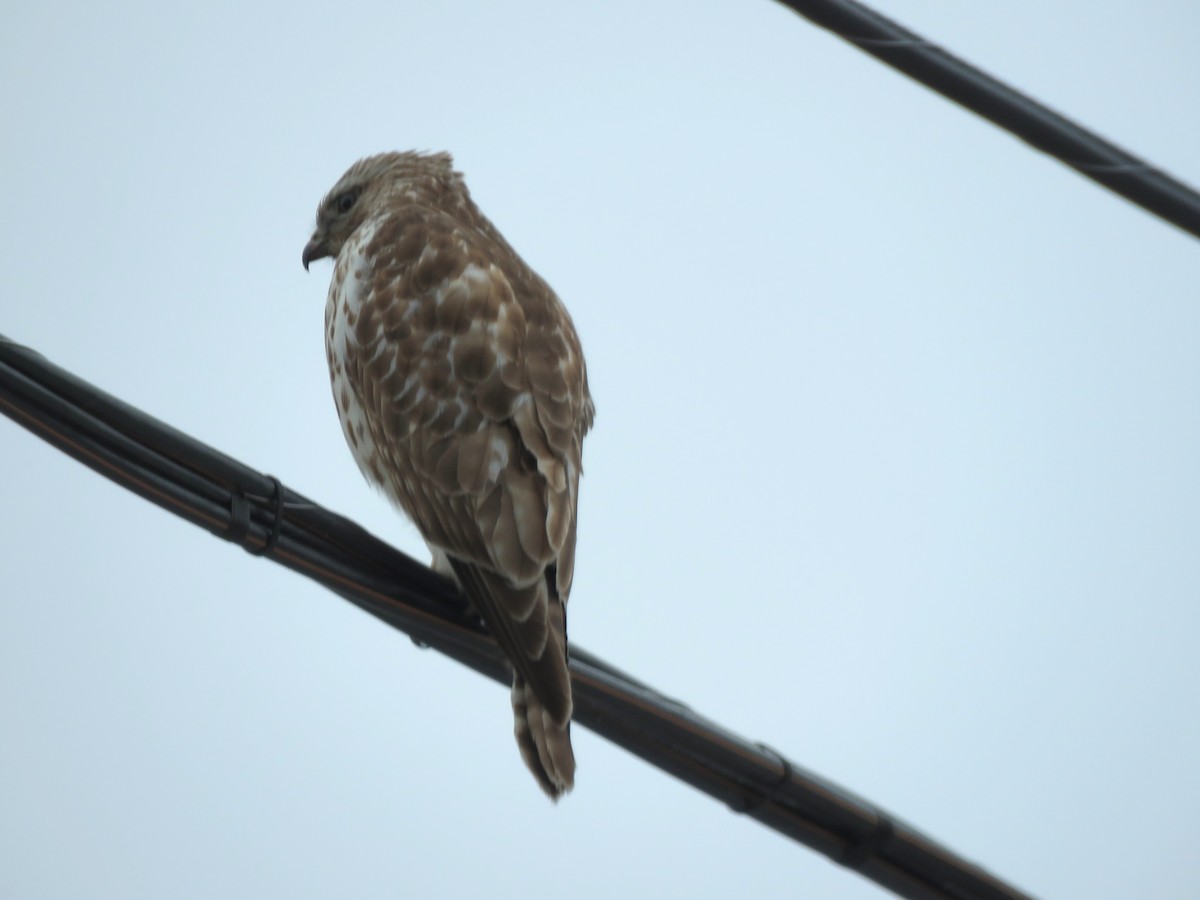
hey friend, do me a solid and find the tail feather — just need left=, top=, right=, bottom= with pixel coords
left=513, top=675, right=575, bottom=799
left=445, top=554, right=575, bottom=798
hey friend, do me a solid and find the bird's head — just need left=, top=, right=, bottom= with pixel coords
left=302, top=151, right=461, bottom=270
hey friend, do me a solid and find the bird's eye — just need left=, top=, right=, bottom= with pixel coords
left=335, top=190, right=359, bottom=214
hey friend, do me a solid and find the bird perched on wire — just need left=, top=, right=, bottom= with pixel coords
left=302, top=151, right=594, bottom=799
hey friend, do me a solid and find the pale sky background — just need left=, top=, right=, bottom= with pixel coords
left=2, top=2, right=1198, bottom=898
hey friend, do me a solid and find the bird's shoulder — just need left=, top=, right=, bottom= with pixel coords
left=342, top=201, right=591, bottom=439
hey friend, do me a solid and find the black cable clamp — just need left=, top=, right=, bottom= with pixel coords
left=838, top=813, right=896, bottom=871
left=227, top=475, right=285, bottom=557
left=730, top=743, right=794, bottom=815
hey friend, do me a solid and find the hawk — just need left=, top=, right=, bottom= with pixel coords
left=302, top=152, right=594, bottom=799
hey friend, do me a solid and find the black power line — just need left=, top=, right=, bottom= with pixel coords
left=775, top=0, right=1200, bottom=241
left=0, top=335, right=1035, bottom=900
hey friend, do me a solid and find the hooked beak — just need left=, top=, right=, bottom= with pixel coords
left=302, top=234, right=329, bottom=271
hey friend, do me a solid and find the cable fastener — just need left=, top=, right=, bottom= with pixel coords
left=228, top=475, right=284, bottom=556
left=839, top=814, right=896, bottom=870
left=731, top=743, right=794, bottom=815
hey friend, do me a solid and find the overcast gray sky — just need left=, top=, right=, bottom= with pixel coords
left=3, top=2, right=1199, bottom=898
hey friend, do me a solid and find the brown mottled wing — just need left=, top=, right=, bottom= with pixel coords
left=345, top=206, right=591, bottom=717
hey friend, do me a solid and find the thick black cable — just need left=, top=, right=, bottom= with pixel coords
left=0, top=334, right=1033, bottom=900
left=774, top=0, right=1200, bottom=241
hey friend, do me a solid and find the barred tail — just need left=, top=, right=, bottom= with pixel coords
left=512, top=674, right=575, bottom=799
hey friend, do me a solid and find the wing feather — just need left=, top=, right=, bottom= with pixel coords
left=354, top=211, right=588, bottom=581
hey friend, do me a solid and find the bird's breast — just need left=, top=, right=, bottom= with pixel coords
left=325, top=221, right=394, bottom=489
